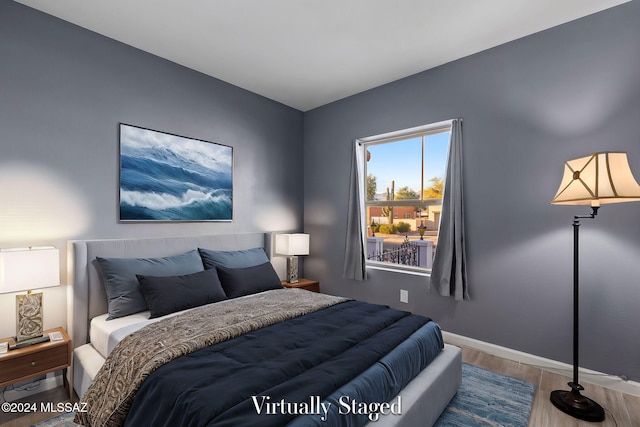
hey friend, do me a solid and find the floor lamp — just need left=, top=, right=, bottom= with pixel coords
left=550, top=152, right=640, bottom=422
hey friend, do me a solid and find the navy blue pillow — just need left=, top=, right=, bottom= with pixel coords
left=96, top=250, right=205, bottom=319
left=216, top=262, right=282, bottom=299
left=198, top=247, right=269, bottom=269
left=137, top=269, right=227, bottom=318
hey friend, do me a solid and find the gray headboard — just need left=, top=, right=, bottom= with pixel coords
left=67, top=233, right=267, bottom=349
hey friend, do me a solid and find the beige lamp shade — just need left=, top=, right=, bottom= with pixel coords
left=551, top=152, right=640, bottom=205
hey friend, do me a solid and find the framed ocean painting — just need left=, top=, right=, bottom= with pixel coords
left=119, top=123, right=233, bottom=221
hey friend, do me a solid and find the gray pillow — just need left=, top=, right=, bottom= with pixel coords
left=96, top=250, right=205, bottom=319
left=216, top=262, right=282, bottom=299
left=198, top=247, right=269, bottom=269
left=137, top=269, right=227, bottom=318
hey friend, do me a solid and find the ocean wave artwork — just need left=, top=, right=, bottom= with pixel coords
left=119, top=124, right=233, bottom=221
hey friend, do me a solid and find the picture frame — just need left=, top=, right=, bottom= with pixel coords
left=119, top=123, right=233, bottom=222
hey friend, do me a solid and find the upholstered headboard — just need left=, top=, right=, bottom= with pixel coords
left=67, top=233, right=267, bottom=349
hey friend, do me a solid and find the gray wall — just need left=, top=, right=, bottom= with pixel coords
left=2, top=0, right=638, bottom=382
left=304, top=2, right=640, bottom=381
left=0, top=2, right=303, bottom=337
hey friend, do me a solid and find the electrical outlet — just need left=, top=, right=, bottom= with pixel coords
left=400, top=289, right=408, bottom=303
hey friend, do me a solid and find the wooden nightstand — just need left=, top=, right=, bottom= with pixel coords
left=0, top=327, right=72, bottom=400
left=281, top=278, right=320, bottom=293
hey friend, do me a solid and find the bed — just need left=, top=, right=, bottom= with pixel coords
left=67, top=233, right=461, bottom=426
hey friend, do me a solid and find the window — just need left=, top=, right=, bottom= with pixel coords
left=359, top=121, right=451, bottom=273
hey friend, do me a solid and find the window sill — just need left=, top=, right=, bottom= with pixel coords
left=366, top=263, right=430, bottom=277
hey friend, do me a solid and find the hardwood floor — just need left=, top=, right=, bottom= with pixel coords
left=461, top=346, right=640, bottom=427
left=0, top=386, right=74, bottom=427
left=2, top=348, right=638, bottom=426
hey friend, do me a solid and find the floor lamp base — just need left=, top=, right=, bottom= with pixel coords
left=550, top=389, right=605, bottom=422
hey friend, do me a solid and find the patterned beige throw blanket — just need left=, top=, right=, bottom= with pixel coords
left=75, top=289, right=347, bottom=427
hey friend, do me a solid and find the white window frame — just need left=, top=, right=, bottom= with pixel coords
left=356, top=119, right=452, bottom=274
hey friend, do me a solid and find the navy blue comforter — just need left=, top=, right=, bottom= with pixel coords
left=124, top=300, right=437, bottom=427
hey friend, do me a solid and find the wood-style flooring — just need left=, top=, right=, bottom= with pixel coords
left=461, top=346, right=640, bottom=427
left=1, top=347, right=638, bottom=426
left=0, top=385, right=73, bottom=427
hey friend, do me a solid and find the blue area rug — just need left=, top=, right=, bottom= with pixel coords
left=435, top=363, right=536, bottom=427
left=35, top=363, right=535, bottom=427
left=30, top=412, right=76, bottom=427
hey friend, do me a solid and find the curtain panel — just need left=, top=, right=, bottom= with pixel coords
left=343, top=141, right=367, bottom=280
left=429, top=119, right=469, bottom=300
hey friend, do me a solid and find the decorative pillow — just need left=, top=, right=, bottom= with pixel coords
left=136, top=269, right=227, bottom=318
left=215, top=262, right=282, bottom=299
left=198, top=247, right=269, bottom=269
left=96, top=250, right=205, bottom=320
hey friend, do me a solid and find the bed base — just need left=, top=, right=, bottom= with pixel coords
left=370, top=344, right=461, bottom=426
left=74, top=342, right=461, bottom=426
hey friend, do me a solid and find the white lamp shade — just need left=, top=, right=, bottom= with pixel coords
left=0, top=246, right=60, bottom=293
left=275, top=234, right=310, bottom=256
left=551, top=152, right=640, bottom=205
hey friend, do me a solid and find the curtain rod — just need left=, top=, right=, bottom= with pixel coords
left=356, top=118, right=460, bottom=145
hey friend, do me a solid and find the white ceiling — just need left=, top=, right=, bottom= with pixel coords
left=16, top=0, right=630, bottom=111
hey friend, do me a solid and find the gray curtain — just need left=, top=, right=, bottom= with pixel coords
left=429, top=119, right=469, bottom=300
left=343, top=141, right=367, bottom=280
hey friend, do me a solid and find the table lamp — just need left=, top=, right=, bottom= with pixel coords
left=275, top=234, right=309, bottom=283
left=550, top=152, right=640, bottom=422
left=0, top=246, right=60, bottom=342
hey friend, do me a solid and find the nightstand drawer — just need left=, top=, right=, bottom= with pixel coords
left=281, top=278, right=320, bottom=293
left=299, top=282, right=319, bottom=292
left=0, top=344, right=68, bottom=383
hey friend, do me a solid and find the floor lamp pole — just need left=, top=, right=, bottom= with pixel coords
left=550, top=206, right=605, bottom=422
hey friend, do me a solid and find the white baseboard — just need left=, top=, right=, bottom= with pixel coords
left=442, top=331, right=640, bottom=398
left=3, top=374, right=63, bottom=402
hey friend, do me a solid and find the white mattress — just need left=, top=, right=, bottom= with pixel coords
left=90, top=312, right=154, bottom=358
left=80, top=311, right=178, bottom=397
left=90, top=309, right=193, bottom=358
left=90, top=292, right=267, bottom=358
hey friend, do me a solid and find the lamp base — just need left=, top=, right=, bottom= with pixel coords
left=16, top=292, right=44, bottom=342
left=286, top=256, right=299, bottom=283
left=550, top=388, right=605, bottom=422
